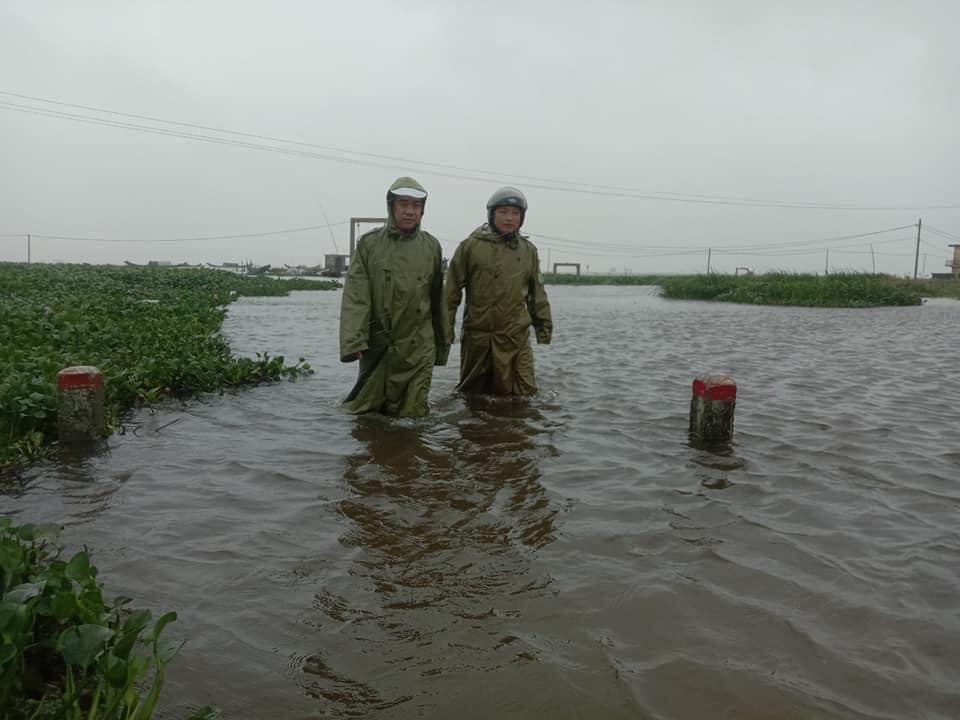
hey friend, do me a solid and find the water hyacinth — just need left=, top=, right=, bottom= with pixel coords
left=0, top=263, right=337, bottom=466
left=0, top=518, right=219, bottom=719
left=543, top=271, right=960, bottom=306
left=657, top=272, right=928, bottom=307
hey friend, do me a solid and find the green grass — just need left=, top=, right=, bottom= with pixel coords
left=0, top=263, right=338, bottom=467
left=544, top=271, right=960, bottom=305
left=887, top=276, right=960, bottom=299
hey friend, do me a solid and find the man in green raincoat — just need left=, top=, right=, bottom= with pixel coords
left=444, top=187, right=552, bottom=396
left=339, top=177, right=448, bottom=416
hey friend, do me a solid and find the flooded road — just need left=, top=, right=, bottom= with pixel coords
left=4, top=286, right=960, bottom=719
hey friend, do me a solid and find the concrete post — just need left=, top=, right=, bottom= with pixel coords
left=689, top=374, right=736, bottom=443
left=57, top=366, right=105, bottom=444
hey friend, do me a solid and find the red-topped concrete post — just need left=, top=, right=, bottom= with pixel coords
left=57, top=366, right=105, bottom=444
left=689, top=374, right=736, bottom=442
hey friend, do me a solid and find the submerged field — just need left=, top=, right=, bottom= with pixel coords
left=0, top=263, right=337, bottom=466
left=544, top=271, right=960, bottom=306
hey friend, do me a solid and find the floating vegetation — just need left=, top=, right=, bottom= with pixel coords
left=544, top=271, right=960, bottom=305
left=0, top=263, right=337, bottom=466
left=658, top=272, right=926, bottom=307
left=543, top=273, right=673, bottom=286
left=0, top=518, right=219, bottom=719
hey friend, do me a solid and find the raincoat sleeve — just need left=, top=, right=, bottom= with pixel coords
left=528, top=246, right=553, bottom=345
left=443, top=240, right=468, bottom=345
left=431, top=242, right=449, bottom=366
left=339, top=242, right=371, bottom=362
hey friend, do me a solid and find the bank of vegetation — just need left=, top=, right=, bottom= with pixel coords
left=543, top=271, right=960, bottom=306
left=0, top=263, right=337, bottom=468
left=543, top=273, right=673, bottom=286
left=0, top=517, right=218, bottom=719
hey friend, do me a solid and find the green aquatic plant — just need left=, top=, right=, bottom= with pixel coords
left=543, top=273, right=674, bottom=286
left=544, top=270, right=959, bottom=303
left=0, top=263, right=335, bottom=466
left=658, top=272, right=925, bottom=307
left=0, top=517, right=214, bottom=719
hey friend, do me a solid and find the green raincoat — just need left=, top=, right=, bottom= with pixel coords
left=339, top=177, right=448, bottom=416
left=444, top=224, right=552, bottom=395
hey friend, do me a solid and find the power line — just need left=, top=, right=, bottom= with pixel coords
left=707, top=225, right=917, bottom=252
left=3, top=91, right=959, bottom=211
left=920, top=238, right=948, bottom=252
left=25, top=221, right=348, bottom=243
left=527, top=224, right=917, bottom=255
left=924, top=225, right=960, bottom=242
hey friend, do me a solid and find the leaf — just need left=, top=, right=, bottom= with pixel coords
left=104, top=651, right=129, bottom=688
left=148, top=611, right=177, bottom=642
left=121, top=608, right=152, bottom=635
left=4, top=581, right=46, bottom=604
left=112, top=609, right=151, bottom=659
left=186, top=705, right=222, bottom=720
left=50, top=590, right=78, bottom=619
left=60, top=624, right=114, bottom=667
left=0, top=605, right=18, bottom=632
left=155, top=637, right=185, bottom=664
left=65, top=551, right=93, bottom=582
left=0, top=641, right=17, bottom=664
left=31, top=523, right=63, bottom=543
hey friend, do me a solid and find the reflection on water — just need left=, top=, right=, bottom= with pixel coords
left=2, top=287, right=959, bottom=719
left=298, top=400, right=577, bottom=716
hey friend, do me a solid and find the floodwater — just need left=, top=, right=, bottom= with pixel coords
left=4, top=286, right=960, bottom=719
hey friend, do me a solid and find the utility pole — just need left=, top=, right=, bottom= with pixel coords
left=27, top=234, right=31, bottom=264
left=913, top=218, right=922, bottom=279
left=706, top=248, right=712, bottom=274
left=825, top=248, right=829, bottom=275
left=870, top=244, right=876, bottom=274
left=348, top=217, right=387, bottom=260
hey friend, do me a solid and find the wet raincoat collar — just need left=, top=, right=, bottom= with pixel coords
left=475, top=223, right=526, bottom=247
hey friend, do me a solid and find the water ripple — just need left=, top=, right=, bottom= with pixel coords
left=3, top=287, right=959, bottom=719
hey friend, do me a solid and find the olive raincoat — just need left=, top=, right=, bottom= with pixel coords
left=339, top=177, right=448, bottom=416
left=444, top=224, right=552, bottom=395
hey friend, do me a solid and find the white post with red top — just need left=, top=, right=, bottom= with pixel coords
left=57, top=366, right=105, bottom=444
left=689, top=374, right=736, bottom=442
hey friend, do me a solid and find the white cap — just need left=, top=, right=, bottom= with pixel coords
left=390, top=186, right=427, bottom=200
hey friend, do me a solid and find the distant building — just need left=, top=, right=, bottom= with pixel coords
left=323, top=254, right=348, bottom=276
left=931, top=244, right=959, bottom=280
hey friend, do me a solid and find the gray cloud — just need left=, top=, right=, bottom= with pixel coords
left=2, top=1, right=958, bottom=275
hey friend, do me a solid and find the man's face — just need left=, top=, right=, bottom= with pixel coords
left=493, top=206, right=523, bottom=235
left=392, top=197, right=424, bottom=231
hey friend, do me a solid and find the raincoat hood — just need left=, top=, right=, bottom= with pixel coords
left=386, top=176, right=428, bottom=234
left=476, top=222, right=526, bottom=247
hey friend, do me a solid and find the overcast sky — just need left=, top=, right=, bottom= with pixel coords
left=2, top=1, right=958, bottom=275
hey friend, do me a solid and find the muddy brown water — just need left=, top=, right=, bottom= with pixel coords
left=4, top=286, right=959, bottom=719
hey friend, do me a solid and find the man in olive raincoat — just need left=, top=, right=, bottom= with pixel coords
left=444, top=187, right=552, bottom=396
left=339, top=177, right=448, bottom=416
